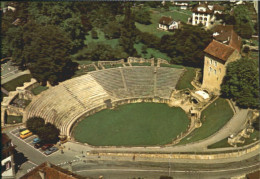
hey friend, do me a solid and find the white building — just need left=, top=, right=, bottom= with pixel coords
left=191, top=3, right=224, bottom=28
left=158, top=16, right=180, bottom=31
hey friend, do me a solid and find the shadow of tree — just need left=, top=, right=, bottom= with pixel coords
left=13, top=150, right=28, bottom=173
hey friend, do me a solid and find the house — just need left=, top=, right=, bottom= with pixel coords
left=1, top=133, right=15, bottom=178
left=201, top=40, right=241, bottom=93
left=158, top=16, right=180, bottom=31
left=173, top=1, right=189, bottom=10
left=191, top=3, right=225, bottom=28
left=211, top=25, right=242, bottom=51
left=20, top=162, right=92, bottom=179
left=202, top=24, right=242, bottom=93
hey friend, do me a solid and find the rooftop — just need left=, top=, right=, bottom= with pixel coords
left=20, top=162, right=91, bottom=179
left=204, top=40, right=235, bottom=62
left=159, top=16, right=173, bottom=25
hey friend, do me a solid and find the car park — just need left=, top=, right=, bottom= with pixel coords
left=44, top=146, right=58, bottom=155
left=41, top=144, right=53, bottom=151
left=19, top=128, right=27, bottom=133
left=33, top=137, right=41, bottom=144
left=34, top=142, right=44, bottom=149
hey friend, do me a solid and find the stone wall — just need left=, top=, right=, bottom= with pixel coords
left=98, top=59, right=124, bottom=67
left=127, top=57, right=154, bottom=64
left=1, top=78, right=37, bottom=126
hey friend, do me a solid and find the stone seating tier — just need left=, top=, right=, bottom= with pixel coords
left=25, top=67, right=184, bottom=135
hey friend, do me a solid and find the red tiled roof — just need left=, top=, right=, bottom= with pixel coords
left=204, top=40, right=235, bottom=62
left=247, top=170, right=260, bottom=179
left=229, top=29, right=242, bottom=52
left=212, top=25, right=234, bottom=42
left=20, top=162, right=91, bottom=179
left=213, top=4, right=225, bottom=11
left=2, top=133, right=11, bottom=145
left=159, top=16, right=173, bottom=25
left=212, top=25, right=242, bottom=52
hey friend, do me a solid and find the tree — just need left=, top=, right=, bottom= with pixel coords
left=104, top=21, right=122, bottom=39
left=91, top=29, right=98, bottom=39
left=8, top=22, right=78, bottom=85
left=37, top=123, right=60, bottom=144
left=134, top=9, right=151, bottom=25
left=160, top=24, right=212, bottom=68
left=26, top=117, right=45, bottom=134
left=221, top=58, right=259, bottom=109
left=233, top=5, right=254, bottom=39
left=119, top=2, right=138, bottom=56
left=76, top=43, right=128, bottom=61
left=141, top=45, right=148, bottom=54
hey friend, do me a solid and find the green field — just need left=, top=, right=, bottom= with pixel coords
left=2, top=74, right=32, bottom=92
left=73, top=103, right=190, bottom=146
left=178, top=98, right=234, bottom=145
left=31, top=85, right=49, bottom=95
left=134, top=43, right=171, bottom=61
left=6, top=115, right=23, bottom=124
left=176, top=67, right=196, bottom=90
left=136, top=7, right=191, bottom=38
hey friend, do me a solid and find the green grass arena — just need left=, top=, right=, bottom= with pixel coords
left=72, top=103, right=190, bottom=146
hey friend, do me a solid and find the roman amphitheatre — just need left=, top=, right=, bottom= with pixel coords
left=3, top=57, right=255, bottom=150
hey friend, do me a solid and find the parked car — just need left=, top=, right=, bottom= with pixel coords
left=44, top=147, right=58, bottom=155
left=33, top=137, right=41, bottom=144
left=20, top=130, right=33, bottom=139
left=19, top=128, right=27, bottom=133
left=34, top=142, right=44, bottom=149
left=41, top=144, right=53, bottom=151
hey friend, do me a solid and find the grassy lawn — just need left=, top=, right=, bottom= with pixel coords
left=237, top=130, right=260, bottom=147
left=103, top=64, right=123, bottom=69
left=31, top=86, right=49, bottom=95
left=6, top=115, right=23, bottom=124
left=131, top=63, right=151, bottom=66
left=178, top=98, right=234, bottom=145
left=136, top=7, right=191, bottom=38
left=73, top=103, right=189, bottom=146
left=134, top=43, right=171, bottom=61
left=2, top=74, right=32, bottom=92
left=73, top=60, right=93, bottom=65
left=208, top=130, right=260, bottom=149
left=84, top=29, right=119, bottom=47
left=175, top=67, right=196, bottom=90
left=207, top=138, right=231, bottom=149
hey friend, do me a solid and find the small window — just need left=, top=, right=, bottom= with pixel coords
left=215, top=61, right=217, bottom=67
left=210, top=67, right=212, bottom=72
left=219, top=68, right=221, bottom=73
left=214, top=69, right=216, bottom=75
left=210, top=59, right=213, bottom=64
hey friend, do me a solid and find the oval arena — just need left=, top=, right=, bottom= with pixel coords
left=24, top=66, right=185, bottom=141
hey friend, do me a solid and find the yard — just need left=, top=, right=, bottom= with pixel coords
left=5, top=115, right=23, bottom=124
left=178, top=98, right=234, bottom=145
left=175, top=67, right=196, bottom=90
left=31, top=85, right=49, bottom=95
left=2, top=74, right=32, bottom=92
left=136, top=7, right=192, bottom=38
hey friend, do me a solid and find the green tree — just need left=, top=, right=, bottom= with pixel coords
left=119, top=2, right=137, bottom=56
left=26, top=117, right=45, bottom=134
left=135, top=9, right=151, bottom=25
left=91, top=29, right=98, bottom=39
left=221, top=58, right=259, bottom=109
left=104, top=21, right=122, bottom=39
left=141, top=45, right=148, bottom=54
left=77, top=43, right=128, bottom=61
left=160, top=24, right=212, bottom=67
left=8, top=22, right=77, bottom=85
left=233, top=5, right=254, bottom=39
left=37, top=123, right=60, bottom=144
